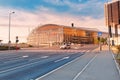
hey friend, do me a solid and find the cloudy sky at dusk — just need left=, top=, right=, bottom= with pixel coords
left=0, top=0, right=115, bottom=43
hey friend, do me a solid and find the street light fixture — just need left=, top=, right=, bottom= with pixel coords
left=8, top=11, right=15, bottom=50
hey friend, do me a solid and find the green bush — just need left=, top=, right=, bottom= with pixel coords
left=0, top=46, right=20, bottom=50
left=0, top=46, right=8, bottom=50
left=116, top=45, right=120, bottom=52
left=28, top=45, right=33, bottom=47
left=116, top=45, right=120, bottom=65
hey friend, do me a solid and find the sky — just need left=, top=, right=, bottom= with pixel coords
left=0, top=0, right=116, bottom=43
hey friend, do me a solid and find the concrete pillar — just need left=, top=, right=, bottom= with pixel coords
left=115, top=25, right=118, bottom=37
left=108, top=25, right=112, bottom=38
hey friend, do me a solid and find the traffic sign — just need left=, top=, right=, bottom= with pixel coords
left=98, top=32, right=102, bottom=36
left=16, top=36, right=19, bottom=43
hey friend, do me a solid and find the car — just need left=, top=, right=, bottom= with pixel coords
left=60, top=44, right=70, bottom=49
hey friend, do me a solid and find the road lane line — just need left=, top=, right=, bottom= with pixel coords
left=29, top=56, right=49, bottom=61
left=41, top=56, right=49, bottom=58
left=29, top=58, right=41, bottom=61
left=3, top=57, right=22, bottom=63
left=0, top=57, right=49, bottom=74
left=22, top=55, right=29, bottom=58
left=72, top=54, right=97, bottom=80
left=3, top=59, right=22, bottom=64
left=35, top=54, right=82, bottom=80
left=3, top=55, right=43, bottom=64
left=54, top=57, right=69, bottom=62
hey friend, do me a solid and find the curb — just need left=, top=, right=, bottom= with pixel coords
left=111, top=51, right=120, bottom=77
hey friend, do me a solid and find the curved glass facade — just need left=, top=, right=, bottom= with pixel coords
left=27, top=24, right=100, bottom=47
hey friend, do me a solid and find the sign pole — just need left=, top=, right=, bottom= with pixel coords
left=98, top=32, right=102, bottom=51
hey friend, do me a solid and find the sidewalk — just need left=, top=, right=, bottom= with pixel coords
left=36, top=45, right=120, bottom=80
left=75, top=46, right=120, bottom=80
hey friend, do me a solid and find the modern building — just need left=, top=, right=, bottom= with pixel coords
left=27, top=24, right=108, bottom=47
left=104, top=0, right=120, bottom=37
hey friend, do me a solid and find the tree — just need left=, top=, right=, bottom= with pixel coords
left=100, top=37, right=107, bottom=44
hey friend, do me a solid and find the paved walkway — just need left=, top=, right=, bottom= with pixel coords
left=36, top=45, right=120, bottom=80
left=75, top=46, right=120, bottom=80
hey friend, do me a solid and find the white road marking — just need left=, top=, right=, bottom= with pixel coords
left=41, top=56, right=49, bottom=58
left=22, top=55, right=29, bottom=58
left=54, top=57, right=69, bottom=62
left=72, top=54, right=97, bottom=80
left=0, top=57, right=48, bottom=74
left=29, top=56, right=49, bottom=61
left=29, top=58, right=40, bottom=61
left=4, top=59, right=20, bottom=64
left=35, top=56, right=81, bottom=80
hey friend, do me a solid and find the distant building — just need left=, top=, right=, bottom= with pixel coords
left=27, top=24, right=108, bottom=47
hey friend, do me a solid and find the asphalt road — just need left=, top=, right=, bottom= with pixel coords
left=1, top=45, right=118, bottom=80
left=36, top=50, right=96, bottom=80
left=0, top=50, right=85, bottom=80
left=36, top=46, right=120, bottom=80
left=0, top=45, right=98, bottom=80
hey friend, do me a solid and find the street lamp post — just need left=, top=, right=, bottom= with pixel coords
left=106, top=0, right=111, bottom=51
left=8, top=11, right=15, bottom=50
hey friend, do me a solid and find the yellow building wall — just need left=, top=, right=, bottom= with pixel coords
left=63, top=27, right=86, bottom=37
